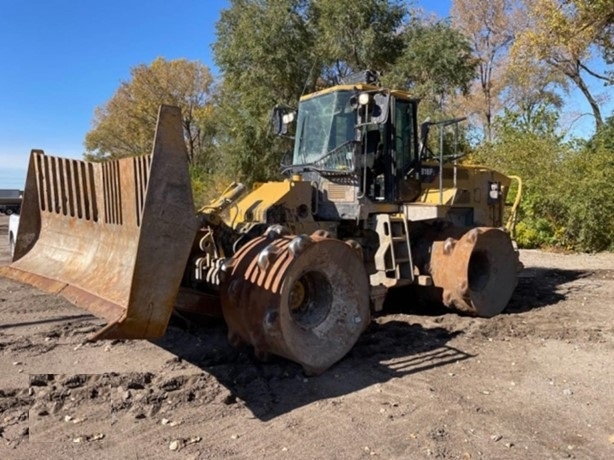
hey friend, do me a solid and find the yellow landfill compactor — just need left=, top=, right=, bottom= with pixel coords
left=1, top=72, right=522, bottom=375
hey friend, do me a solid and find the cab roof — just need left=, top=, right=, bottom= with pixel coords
left=300, top=83, right=419, bottom=103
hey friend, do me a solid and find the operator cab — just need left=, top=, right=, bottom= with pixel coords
left=274, top=74, right=422, bottom=209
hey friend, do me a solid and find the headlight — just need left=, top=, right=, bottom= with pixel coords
left=358, top=92, right=370, bottom=106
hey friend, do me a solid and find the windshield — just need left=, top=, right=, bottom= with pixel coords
left=292, top=90, right=356, bottom=166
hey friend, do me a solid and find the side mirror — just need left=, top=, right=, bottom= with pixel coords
left=271, top=106, right=296, bottom=136
left=371, top=92, right=390, bottom=124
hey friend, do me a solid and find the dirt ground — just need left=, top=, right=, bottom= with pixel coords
left=0, top=214, right=612, bottom=459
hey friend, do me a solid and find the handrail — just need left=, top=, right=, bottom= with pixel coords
left=505, top=175, right=523, bottom=238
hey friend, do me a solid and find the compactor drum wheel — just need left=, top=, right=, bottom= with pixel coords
left=220, top=229, right=371, bottom=375
left=429, top=227, right=518, bottom=317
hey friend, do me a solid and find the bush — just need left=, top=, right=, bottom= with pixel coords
left=557, top=147, right=614, bottom=251
left=470, top=109, right=614, bottom=252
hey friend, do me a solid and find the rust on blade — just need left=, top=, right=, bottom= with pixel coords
left=2, top=105, right=199, bottom=340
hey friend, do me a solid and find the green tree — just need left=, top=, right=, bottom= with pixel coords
left=309, top=0, right=406, bottom=83
left=385, top=19, right=477, bottom=114
left=213, top=0, right=314, bottom=184
left=85, top=57, right=216, bottom=166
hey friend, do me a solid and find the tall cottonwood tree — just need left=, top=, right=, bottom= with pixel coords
left=451, top=0, right=517, bottom=141
left=85, top=58, right=216, bottom=165
left=511, top=0, right=613, bottom=131
left=385, top=18, right=477, bottom=115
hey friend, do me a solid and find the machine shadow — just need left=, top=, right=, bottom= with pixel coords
left=384, top=267, right=590, bottom=316
left=505, top=267, right=590, bottom=313
left=154, top=318, right=471, bottom=421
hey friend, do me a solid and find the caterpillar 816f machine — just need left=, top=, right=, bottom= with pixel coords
left=1, top=72, right=522, bottom=375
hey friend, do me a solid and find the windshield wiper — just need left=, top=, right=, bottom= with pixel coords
left=282, top=140, right=359, bottom=176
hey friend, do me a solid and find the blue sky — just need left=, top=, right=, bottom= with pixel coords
left=0, top=0, right=609, bottom=190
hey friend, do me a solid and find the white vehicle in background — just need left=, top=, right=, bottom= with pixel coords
left=8, top=213, right=19, bottom=259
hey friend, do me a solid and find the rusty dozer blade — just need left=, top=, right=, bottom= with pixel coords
left=428, top=227, right=518, bottom=317
left=0, top=106, right=199, bottom=339
left=220, top=229, right=371, bottom=375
